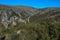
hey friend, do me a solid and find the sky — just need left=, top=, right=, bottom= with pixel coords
left=0, top=0, right=60, bottom=8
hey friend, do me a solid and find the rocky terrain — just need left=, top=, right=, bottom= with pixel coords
left=0, top=5, right=39, bottom=28
left=0, top=5, right=60, bottom=40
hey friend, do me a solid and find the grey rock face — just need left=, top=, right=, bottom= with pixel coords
left=0, top=5, right=39, bottom=28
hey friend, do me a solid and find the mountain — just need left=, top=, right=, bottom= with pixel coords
left=0, top=5, right=60, bottom=40
left=0, top=5, right=39, bottom=28
left=30, top=8, right=60, bottom=22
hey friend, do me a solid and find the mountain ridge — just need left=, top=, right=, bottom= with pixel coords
left=0, top=5, right=60, bottom=28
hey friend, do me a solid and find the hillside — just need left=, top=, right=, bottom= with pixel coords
left=0, top=5, right=60, bottom=40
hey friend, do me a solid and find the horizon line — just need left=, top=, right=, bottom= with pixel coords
left=0, top=4, right=60, bottom=9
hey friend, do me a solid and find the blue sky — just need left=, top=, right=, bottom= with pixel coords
left=0, top=0, right=60, bottom=8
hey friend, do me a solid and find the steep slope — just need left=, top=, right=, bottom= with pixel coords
left=0, top=5, right=39, bottom=28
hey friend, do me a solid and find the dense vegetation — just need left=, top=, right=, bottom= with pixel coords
left=0, top=18, right=60, bottom=40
